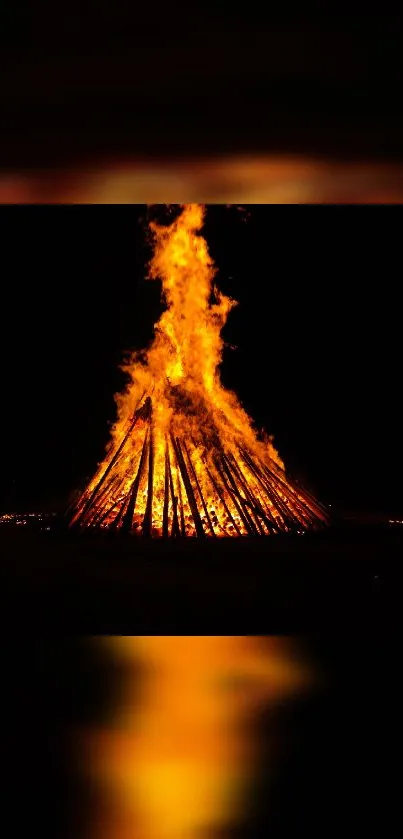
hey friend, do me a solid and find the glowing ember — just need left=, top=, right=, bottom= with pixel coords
left=71, top=204, right=328, bottom=537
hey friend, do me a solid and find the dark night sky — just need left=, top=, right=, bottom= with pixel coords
left=1, top=7, right=401, bottom=165
left=0, top=206, right=400, bottom=514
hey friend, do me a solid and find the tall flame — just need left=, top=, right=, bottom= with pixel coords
left=82, top=636, right=311, bottom=839
left=117, top=204, right=281, bottom=464
left=71, top=204, right=327, bottom=536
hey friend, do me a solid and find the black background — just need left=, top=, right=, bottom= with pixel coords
left=0, top=4, right=401, bottom=166
left=0, top=205, right=400, bottom=516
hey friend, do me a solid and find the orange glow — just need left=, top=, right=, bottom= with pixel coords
left=2, top=158, right=403, bottom=204
left=83, top=636, right=311, bottom=839
left=71, top=204, right=328, bottom=536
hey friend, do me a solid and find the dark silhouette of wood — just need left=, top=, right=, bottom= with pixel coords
left=163, top=445, right=170, bottom=539
left=121, top=431, right=149, bottom=532
left=204, top=463, right=243, bottom=536
left=183, top=441, right=216, bottom=537
left=171, top=435, right=205, bottom=538
left=167, top=452, right=181, bottom=537
left=142, top=427, right=154, bottom=537
left=70, top=393, right=329, bottom=538
left=215, top=455, right=257, bottom=535
left=177, top=473, right=186, bottom=536
left=226, top=453, right=275, bottom=534
left=73, top=391, right=147, bottom=524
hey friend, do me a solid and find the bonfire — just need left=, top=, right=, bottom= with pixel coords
left=71, top=205, right=328, bottom=537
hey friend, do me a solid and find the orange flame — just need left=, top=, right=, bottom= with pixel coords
left=71, top=204, right=327, bottom=536
left=82, top=636, right=311, bottom=839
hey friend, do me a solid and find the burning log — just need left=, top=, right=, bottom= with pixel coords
left=89, top=484, right=127, bottom=529
left=215, top=456, right=258, bottom=536
left=225, top=452, right=276, bottom=535
left=162, top=447, right=170, bottom=539
left=183, top=441, right=216, bottom=537
left=121, top=431, right=150, bottom=533
left=236, top=449, right=303, bottom=529
left=171, top=435, right=206, bottom=538
left=177, top=470, right=186, bottom=536
left=167, top=453, right=181, bottom=538
left=233, top=459, right=282, bottom=532
left=204, top=463, right=243, bottom=536
left=142, top=428, right=154, bottom=537
left=221, top=453, right=266, bottom=535
left=83, top=475, right=122, bottom=527
left=261, top=460, right=327, bottom=525
left=71, top=392, right=147, bottom=527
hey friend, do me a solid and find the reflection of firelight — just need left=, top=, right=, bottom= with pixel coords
left=83, top=637, right=311, bottom=839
